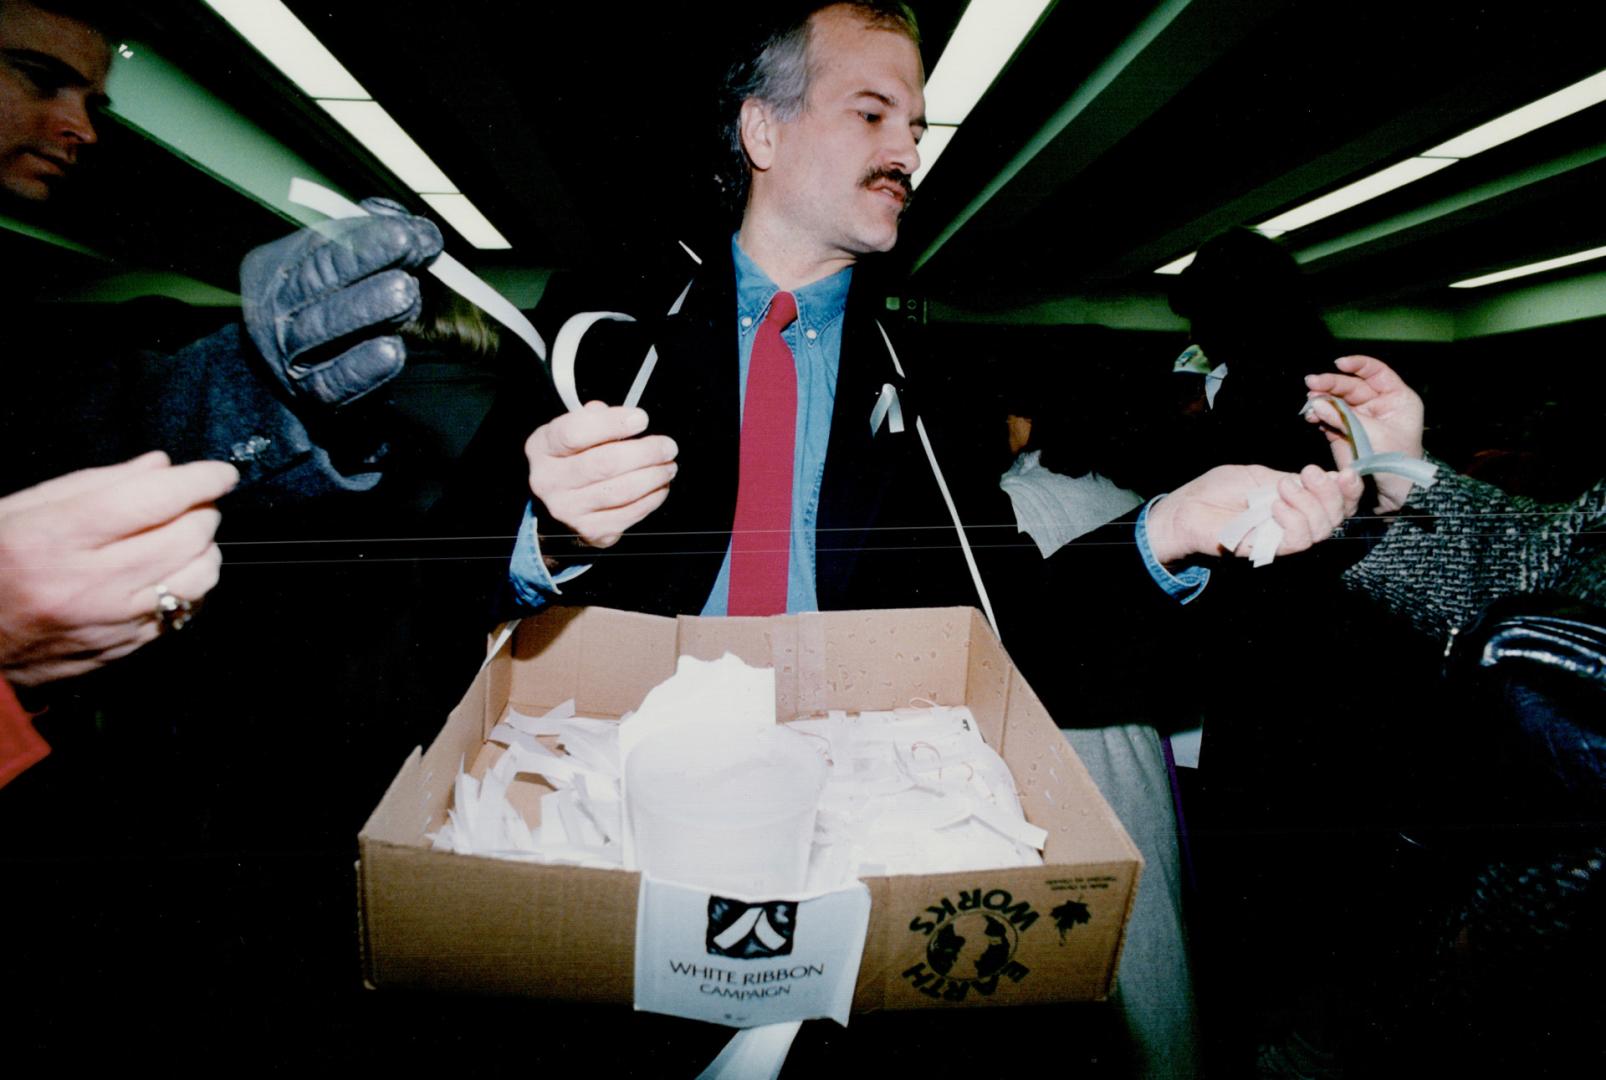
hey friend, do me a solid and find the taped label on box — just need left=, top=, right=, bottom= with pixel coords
left=633, top=876, right=871, bottom=1028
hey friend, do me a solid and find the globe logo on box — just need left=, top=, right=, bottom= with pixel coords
left=925, top=910, right=1018, bottom=981
left=902, top=887, right=1041, bottom=1002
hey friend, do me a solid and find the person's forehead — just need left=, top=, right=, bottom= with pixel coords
left=0, top=1, right=112, bottom=87
left=805, top=7, right=924, bottom=105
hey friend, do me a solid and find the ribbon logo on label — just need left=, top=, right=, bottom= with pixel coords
left=707, top=898, right=798, bottom=959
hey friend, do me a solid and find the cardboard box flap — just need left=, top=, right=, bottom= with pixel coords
left=363, top=666, right=490, bottom=846
left=361, top=839, right=639, bottom=1000
left=1004, top=667, right=1142, bottom=867
left=961, top=607, right=1011, bottom=750
left=361, top=747, right=426, bottom=846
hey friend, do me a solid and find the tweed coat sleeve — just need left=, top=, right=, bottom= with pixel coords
left=1340, top=456, right=1606, bottom=639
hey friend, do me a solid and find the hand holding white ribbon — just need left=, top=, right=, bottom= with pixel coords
left=1300, top=393, right=1439, bottom=489
left=286, top=179, right=547, bottom=363
left=550, top=278, right=696, bottom=413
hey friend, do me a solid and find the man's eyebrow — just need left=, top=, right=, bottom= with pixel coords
left=853, top=90, right=897, bottom=109
left=2, top=46, right=98, bottom=89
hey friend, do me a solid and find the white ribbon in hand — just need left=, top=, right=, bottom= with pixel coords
left=286, top=179, right=548, bottom=363
left=550, top=278, right=696, bottom=413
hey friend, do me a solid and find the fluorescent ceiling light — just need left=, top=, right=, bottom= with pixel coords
left=1255, top=157, right=1457, bottom=237
left=419, top=193, right=511, bottom=251
left=924, top=0, right=1053, bottom=125
left=202, top=0, right=368, bottom=99
left=1156, top=65, right=1606, bottom=273
left=202, top=0, right=511, bottom=250
left=1427, top=69, right=1606, bottom=159
left=1449, top=243, right=1606, bottom=288
left=318, top=100, right=456, bottom=194
left=911, top=125, right=957, bottom=189
left=1153, top=252, right=1196, bottom=276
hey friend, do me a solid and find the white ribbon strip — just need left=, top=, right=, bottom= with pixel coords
left=551, top=311, right=637, bottom=413
left=286, top=179, right=547, bottom=363
left=868, top=381, right=904, bottom=435
left=479, top=621, right=517, bottom=673
left=1217, top=485, right=1283, bottom=568
left=549, top=276, right=697, bottom=414
left=873, top=321, right=999, bottom=639
left=1217, top=393, right=1442, bottom=569
left=696, top=1023, right=803, bottom=1080
left=1301, top=394, right=1440, bottom=489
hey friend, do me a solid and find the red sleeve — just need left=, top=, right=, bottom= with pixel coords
left=0, top=678, right=48, bottom=789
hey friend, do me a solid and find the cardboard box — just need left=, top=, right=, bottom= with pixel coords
left=358, top=606, right=1143, bottom=1012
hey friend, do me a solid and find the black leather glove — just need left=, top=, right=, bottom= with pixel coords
left=240, top=198, right=445, bottom=409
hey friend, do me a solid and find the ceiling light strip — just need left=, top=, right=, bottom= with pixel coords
left=202, top=0, right=509, bottom=250
left=1426, top=69, right=1606, bottom=159
left=419, top=193, right=512, bottom=251
left=200, top=0, right=367, bottom=99
left=318, top=100, right=457, bottom=192
left=911, top=0, right=1054, bottom=189
left=1449, top=243, right=1606, bottom=288
left=1155, top=63, right=1606, bottom=272
left=1253, top=157, right=1458, bottom=238
left=923, top=0, right=1054, bottom=125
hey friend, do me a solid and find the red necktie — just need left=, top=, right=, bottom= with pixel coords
left=0, top=678, right=48, bottom=788
left=728, top=290, right=798, bottom=616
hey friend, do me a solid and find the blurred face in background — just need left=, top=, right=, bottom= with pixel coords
left=0, top=0, right=109, bottom=201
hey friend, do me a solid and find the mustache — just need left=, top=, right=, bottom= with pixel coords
left=860, top=167, right=914, bottom=210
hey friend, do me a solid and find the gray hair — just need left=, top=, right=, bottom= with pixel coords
left=715, top=1, right=919, bottom=213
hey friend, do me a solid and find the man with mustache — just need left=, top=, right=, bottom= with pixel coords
left=466, top=9, right=1353, bottom=1073
left=503, top=1, right=1358, bottom=624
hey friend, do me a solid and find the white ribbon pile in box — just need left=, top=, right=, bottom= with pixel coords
left=429, top=654, right=1046, bottom=882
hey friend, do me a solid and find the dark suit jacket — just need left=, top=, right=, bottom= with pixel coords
left=452, top=238, right=984, bottom=618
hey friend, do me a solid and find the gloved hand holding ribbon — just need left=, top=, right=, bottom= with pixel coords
left=240, top=196, right=444, bottom=409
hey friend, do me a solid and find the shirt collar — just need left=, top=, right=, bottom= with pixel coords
left=731, top=234, right=852, bottom=335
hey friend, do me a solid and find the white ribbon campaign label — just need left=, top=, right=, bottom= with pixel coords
left=633, top=876, right=871, bottom=1028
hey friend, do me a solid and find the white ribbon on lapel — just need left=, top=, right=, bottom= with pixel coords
left=869, top=382, right=904, bottom=435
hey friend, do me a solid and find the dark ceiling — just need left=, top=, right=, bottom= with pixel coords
left=11, top=0, right=1606, bottom=339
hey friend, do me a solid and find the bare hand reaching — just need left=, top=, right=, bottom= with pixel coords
left=0, top=452, right=239, bottom=687
left=1304, top=355, right=1425, bottom=513
left=1146, top=463, right=1363, bottom=566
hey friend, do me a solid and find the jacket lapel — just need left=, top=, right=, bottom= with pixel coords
left=816, top=284, right=910, bottom=609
